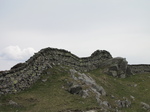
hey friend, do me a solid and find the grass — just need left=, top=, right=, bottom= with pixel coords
left=89, top=69, right=150, bottom=112
left=0, top=66, right=150, bottom=112
left=0, top=66, right=98, bottom=112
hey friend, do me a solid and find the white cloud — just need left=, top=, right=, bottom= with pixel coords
left=0, top=46, right=36, bottom=61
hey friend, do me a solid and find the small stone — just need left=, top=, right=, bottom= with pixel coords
left=86, top=110, right=97, bottom=112
left=116, top=98, right=131, bottom=108
left=9, top=100, right=18, bottom=106
left=109, top=71, right=118, bottom=77
left=120, top=74, right=126, bottom=78
left=42, top=79, right=47, bottom=82
left=102, top=101, right=110, bottom=107
left=134, top=84, right=137, bottom=87
left=130, top=95, right=135, bottom=100
left=110, top=95, right=115, bottom=99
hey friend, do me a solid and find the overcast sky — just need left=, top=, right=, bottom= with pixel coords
left=0, top=0, right=150, bottom=70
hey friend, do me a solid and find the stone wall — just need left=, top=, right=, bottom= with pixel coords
left=129, top=64, right=150, bottom=74
left=1, top=47, right=150, bottom=95
left=0, top=47, right=112, bottom=95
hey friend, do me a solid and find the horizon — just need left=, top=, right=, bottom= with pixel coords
left=0, top=0, right=150, bottom=70
left=0, top=46, right=150, bottom=71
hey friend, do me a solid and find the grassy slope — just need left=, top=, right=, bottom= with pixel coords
left=89, top=69, right=150, bottom=112
left=0, top=66, right=150, bottom=112
left=0, top=66, right=98, bottom=112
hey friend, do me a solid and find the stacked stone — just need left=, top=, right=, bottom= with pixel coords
left=129, top=64, right=150, bottom=74
left=0, top=47, right=112, bottom=95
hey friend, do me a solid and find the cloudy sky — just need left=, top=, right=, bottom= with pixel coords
left=0, top=0, right=150, bottom=70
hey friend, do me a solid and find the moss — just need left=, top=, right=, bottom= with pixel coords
left=13, top=80, right=18, bottom=84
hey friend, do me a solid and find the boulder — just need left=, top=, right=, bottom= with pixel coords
left=101, top=57, right=133, bottom=78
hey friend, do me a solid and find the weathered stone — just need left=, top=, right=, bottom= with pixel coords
left=82, top=90, right=89, bottom=98
left=141, top=102, right=150, bottom=110
left=42, top=79, right=47, bottom=82
left=102, top=101, right=110, bottom=107
left=9, top=100, right=18, bottom=106
left=129, top=64, right=150, bottom=74
left=101, top=57, right=132, bottom=78
left=120, top=74, right=126, bottom=78
left=116, top=98, right=131, bottom=108
left=108, top=71, right=118, bottom=77
left=68, top=69, right=108, bottom=108
left=130, top=95, right=135, bottom=101
left=86, top=110, right=97, bottom=112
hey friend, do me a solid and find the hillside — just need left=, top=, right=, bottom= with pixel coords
left=0, top=47, right=150, bottom=112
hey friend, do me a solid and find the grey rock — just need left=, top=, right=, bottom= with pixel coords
left=9, top=100, right=18, bottom=106
left=101, top=57, right=132, bottom=78
left=116, top=98, right=131, bottom=108
left=110, top=95, right=115, bottom=99
left=108, top=71, right=118, bottom=77
left=68, top=69, right=107, bottom=107
left=42, top=79, right=47, bottom=82
left=120, top=74, right=126, bottom=78
left=96, top=96, right=102, bottom=105
left=130, top=95, right=135, bottom=101
left=141, top=102, right=150, bottom=110
left=86, top=110, right=97, bottom=112
left=129, top=64, right=150, bottom=74
left=82, top=89, right=89, bottom=98
left=133, top=84, right=137, bottom=87
left=102, top=101, right=110, bottom=107
left=92, top=84, right=106, bottom=96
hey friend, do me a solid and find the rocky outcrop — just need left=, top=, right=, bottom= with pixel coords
left=67, top=69, right=110, bottom=109
left=100, top=57, right=133, bottom=78
left=0, top=48, right=112, bottom=95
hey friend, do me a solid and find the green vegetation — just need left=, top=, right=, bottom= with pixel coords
left=89, top=69, right=150, bottom=112
left=0, top=66, right=150, bottom=112
left=0, top=66, right=98, bottom=112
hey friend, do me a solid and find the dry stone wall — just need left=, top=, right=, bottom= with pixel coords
left=1, top=47, right=150, bottom=95
left=0, top=47, right=112, bottom=95
left=129, top=64, right=150, bottom=74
